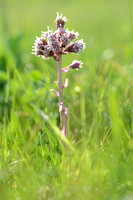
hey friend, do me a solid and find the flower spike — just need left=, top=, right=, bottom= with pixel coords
left=32, top=13, right=86, bottom=140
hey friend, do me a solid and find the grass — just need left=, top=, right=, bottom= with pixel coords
left=0, top=0, right=133, bottom=199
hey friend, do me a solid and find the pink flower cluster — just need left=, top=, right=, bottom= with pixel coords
left=32, top=13, right=86, bottom=61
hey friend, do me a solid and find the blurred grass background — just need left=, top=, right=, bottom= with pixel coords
left=0, top=0, right=133, bottom=199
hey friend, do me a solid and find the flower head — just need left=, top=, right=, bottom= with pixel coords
left=32, top=13, right=86, bottom=140
left=32, top=13, right=85, bottom=60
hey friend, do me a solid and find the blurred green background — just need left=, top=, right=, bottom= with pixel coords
left=0, top=0, right=132, bottom=123
left=0, top=0, right=132, bottom=135
left=0, top=0, right=133, bottom=199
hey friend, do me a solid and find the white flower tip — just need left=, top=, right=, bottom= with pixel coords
left=43, top=56, right=49, bottom=60
left=79, top=39, right=86, bottom=46
left=69, top=60, right=83, bottom=70
left=56, top=12, right=68, bottom=22
left=72, top=60, right=83, bottom=65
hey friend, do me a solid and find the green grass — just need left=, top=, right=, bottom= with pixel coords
left=0, top=0, right=133, bottom=199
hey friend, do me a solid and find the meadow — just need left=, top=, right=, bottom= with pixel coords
left=0, top=0, right=133, bottom=199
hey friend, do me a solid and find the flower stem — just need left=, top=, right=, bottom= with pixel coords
left=58, top=55, right=64, bottom=132
left=57, top=55, right=69, bottom=138
left=58, top=55, right=63, bottom=103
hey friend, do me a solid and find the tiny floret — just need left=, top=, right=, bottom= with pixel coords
left=32, top=37, right=48, bottom=56
left=62, top=60, right=83, bottom=73
left=61, top=35, right=70, bottom=48
left=64, top=39, right=86, bottom=54
left=77, top=39, right=86, bottom=51
left=50, top=40, right=61, bottom=53
left=43, top=45, right=53, bottom=59
left=68, top=30, right=79, bottom=40
left=69, top=60, right=83, bottom=70
left=56, top=12, right=68, bottom=29
left=42, top=27, right=53, bottom=39
left=47, top=32, right=57, bottom=42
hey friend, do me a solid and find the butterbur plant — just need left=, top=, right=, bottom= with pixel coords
left=32, top=13, right=85, bottom=139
